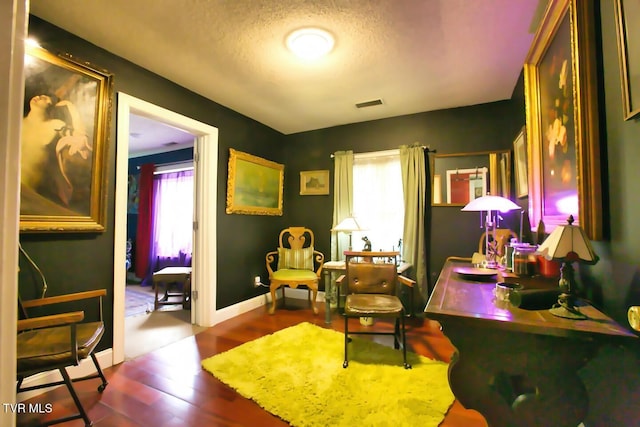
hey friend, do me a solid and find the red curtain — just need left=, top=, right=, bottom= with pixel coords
left=135, top=163, right=155, bottom=278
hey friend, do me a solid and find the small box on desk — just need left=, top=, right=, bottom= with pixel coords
left=499, top=271, right=560, bottom=310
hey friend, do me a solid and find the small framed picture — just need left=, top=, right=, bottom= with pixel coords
left=300, top=170, right=330, bottom=195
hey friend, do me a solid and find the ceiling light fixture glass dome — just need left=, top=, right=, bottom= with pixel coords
left=286, top=27, right=334, bottom=60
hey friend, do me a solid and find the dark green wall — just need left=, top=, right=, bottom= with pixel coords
left=590, top=0, right=640, bottom=323
left=284, top=100, right=525, bottom=299
left=18, top=17, right=287, bottom=351
left=19, top=5, right=640, bottom=421
left=573, top=3, right=640, bottom=425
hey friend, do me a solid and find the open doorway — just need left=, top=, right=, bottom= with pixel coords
left=123, top=115, right=199, bottom=359
left=113, top=93, right=218, bottom=364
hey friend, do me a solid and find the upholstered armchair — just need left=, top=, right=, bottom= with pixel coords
left=266, top=227, right=324, bottom=314
left=337, top=251, right=414, bottom=369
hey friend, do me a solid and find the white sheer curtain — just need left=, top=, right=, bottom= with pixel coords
left=152, top=169, right=194, bottom=258
left=352, top=150, right=404, bottom=252
left=331, top=151, right=354, bottom=261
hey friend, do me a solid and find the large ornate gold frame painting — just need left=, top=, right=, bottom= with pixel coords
left=524, top=0, right=602, bottom=239
left=226, top=149, right=284, bottom=216
left=20, top=45, right=113, bottom=232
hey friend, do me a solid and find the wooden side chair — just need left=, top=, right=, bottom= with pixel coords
left=266, top=226, right=324, bottom=314
left=17, top=289, right=109, bottom=427
left=337, top=251, right=414, bottom=369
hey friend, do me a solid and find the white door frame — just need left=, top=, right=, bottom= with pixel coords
left=1, top=1, right=27, bottom=426
left=113, top=93, right=218, bottom=364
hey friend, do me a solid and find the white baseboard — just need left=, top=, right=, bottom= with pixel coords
left=211, top=288, right=326, bottom=325
left=281, top=287, right=326, bottom=302
left=211, top=293, right=270, bottom=325
left=18, top=288, right=327, bottom=400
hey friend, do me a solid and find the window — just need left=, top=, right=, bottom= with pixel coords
left=352, top=149, right=404, bottom=252
left=152, top=168, right=194, bottom=259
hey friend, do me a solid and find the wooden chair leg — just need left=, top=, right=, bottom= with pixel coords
left=310, top=285, right=319, bottom=314
left=343, top=315, right=349, bottom=368
left=394, top=318, right=400, bottom=349
left=269, top=283, right=279, bottom=314
left=401, top=315, right=411, bottom=369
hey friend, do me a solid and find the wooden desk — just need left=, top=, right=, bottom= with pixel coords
left=153, top=266, right=192, bottom=310
left=323, top=260, right=412, bottom=324
left=425, top=260, right=636, bottom=427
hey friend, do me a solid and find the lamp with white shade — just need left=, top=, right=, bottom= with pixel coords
left=331, top=216, right=365, bottom=252
left=462, top=194, right=521, bottom=268
left=536, top=215, right=599, bottom=319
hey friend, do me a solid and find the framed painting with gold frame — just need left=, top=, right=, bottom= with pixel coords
left=614, top=0, right=640, bottom=120
left=524, top=0, right=602, bottom=239
left=300, top=170, right=330, bottom=195
left=20, top=45, right=113, bottom=233
left=226, top=148, right=284, bottom=215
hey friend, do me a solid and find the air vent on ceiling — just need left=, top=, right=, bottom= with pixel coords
left=163, top=141, right=179, bottom=146
left=355, top=99, right=384, bottom=109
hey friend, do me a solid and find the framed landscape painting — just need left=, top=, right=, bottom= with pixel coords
left=523, top=0, right=602, bottom=239
left=20, top=45, right=113, bottom=233
left=226, top=149, right=284, bottom=216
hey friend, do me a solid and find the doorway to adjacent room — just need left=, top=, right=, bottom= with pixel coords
left=113, top=93, right=218, bottom=364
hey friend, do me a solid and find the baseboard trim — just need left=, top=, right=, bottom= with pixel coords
left=211, top=289, right=326, bottom=325
left=280, top=287, right=327, bottom=302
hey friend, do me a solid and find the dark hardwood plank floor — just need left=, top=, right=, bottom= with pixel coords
left=16, top=300, right=488, bottom=427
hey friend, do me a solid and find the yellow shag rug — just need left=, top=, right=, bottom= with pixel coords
left=201, top=322, right=454, bottom=427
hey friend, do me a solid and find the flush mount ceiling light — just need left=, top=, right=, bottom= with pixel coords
left=286, top=27, right=335, bottom=60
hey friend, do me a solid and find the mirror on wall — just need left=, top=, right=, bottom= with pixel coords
left=431, top=150, right=511, bottom=206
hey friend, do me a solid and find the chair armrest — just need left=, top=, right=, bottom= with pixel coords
left=336, top=274, right=346, bottom=293
left=398, top=275, right=415, bottom=288
left=265, top=251, right=278, bottom=276
left=20, top=289, right=107, bottom=308
left=17, top=311, right=84, bottom=332
left=21, top=289, right=106, bottom=322
left=313, top=250, right=325, bottom=265
left=313, top=251, right=325, bottom=277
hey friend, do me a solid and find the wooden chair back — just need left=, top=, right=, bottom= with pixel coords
left=279, top=226, right=314, bottom=250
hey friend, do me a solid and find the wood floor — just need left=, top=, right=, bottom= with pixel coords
left=16, top=300, right=488, bottom=427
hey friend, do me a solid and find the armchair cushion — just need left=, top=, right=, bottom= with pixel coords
left=345, top=294, right=403, bottom=316
left=277, top=247, right=314, bottom=270
left=17, top=321, right=104, bottom=373
left=272, top=268, right=317, bottom=281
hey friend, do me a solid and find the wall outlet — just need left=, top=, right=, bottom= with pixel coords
left=254, top=276, right=261, bottom=287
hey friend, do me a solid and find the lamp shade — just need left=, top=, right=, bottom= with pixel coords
left=331, top=217, right=365, bottom=232
left=461, top=195, right=520, bottom=212
left=537, top=216, right=599, bottom=264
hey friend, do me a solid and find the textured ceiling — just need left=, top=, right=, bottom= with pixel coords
left=29, top=0, right=545, bottom=151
